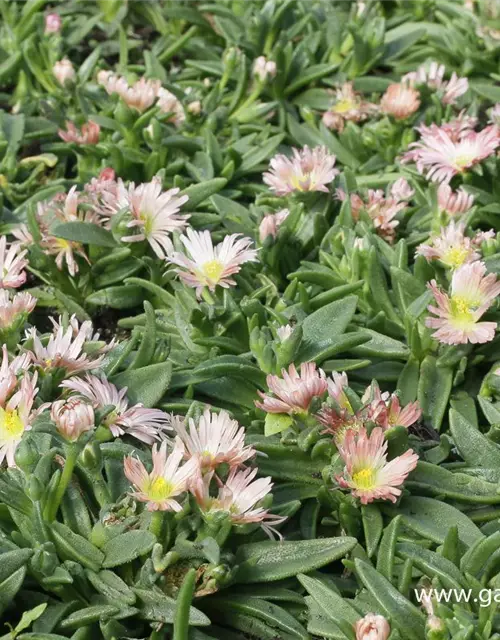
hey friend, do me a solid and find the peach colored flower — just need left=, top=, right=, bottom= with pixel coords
left=124, top=438, right=199, bottom=511
left=322, top=83, right=376, bottom=132
left=380, top=83, right=420, bottom=119
left=402, top=123, right=499, bottom=183
left=437, top=183, right=475, bottom=216
left=417, top=221, right=479, bottom=268
left=193, top=466, right=286, bottom=539
left=167, top=228, right=258, bottom=297
left=171, top=409, right=255, bottom=471
left=426, top=261, right=500, bottom=344
left=256, top=362, right=327, bottom=415
left=0, top=364, right=38, bottom=467
left=45, top=13, right=61, bottom=34
left=53, top=59, right=75, bottom=86
left=336, top=426, right=418, bottom=504
left=109, top=178, right=189, bottom=258
left=157, top=88, right=185, bottom=126
left=61, top=373, right=171, bottom=444
left=0, top=290, right=36, bottom=331
left=354, top=613, right=391, bottom=640
left=58, top=121, right=100, bottom=145
left=51, top=398, right=94, bottom=442
left=259, top=209, right=289, bottom=242
left=27, top=317, right=104, bottom=375
left=263, top=146, right=338, bottom=195
left=0, top=236, right=28, bottom=289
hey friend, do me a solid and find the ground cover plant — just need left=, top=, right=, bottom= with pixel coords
left=3, top=0, right=500, bottom=638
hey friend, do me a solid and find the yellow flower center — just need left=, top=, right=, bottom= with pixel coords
left=453, top=152, right=475, bottom=171
left=443, top=246, right=469, bottom=268
left=333, top=99, right=356, bottom=114
left=139, top=211, right=153, bottom=236
left=146, top=476, right=174, bottom=501
left=202, top=259, right=224, bottom=283
left=352, top=467, right=375, bottom=490
left=450, top=296, right=476, bottom=326
left=0, top=408, right=24, bottom=440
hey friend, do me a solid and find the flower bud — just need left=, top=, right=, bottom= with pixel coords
left=426, top=615, right=449, bottom=640
left=44, top=13, right=61, bottom=34
left=80, top=440, right=103, bottom=471
left=51, top=398, right=94, bottom=442
left=53, top=58, right=75, bottom=86
left=14, top=438, right=39, bottom=472
left=252, top=56, right=277, bottom=82
left=187, top=100, right=202, bottom=115
left=354, top=614, right=390, bottom=640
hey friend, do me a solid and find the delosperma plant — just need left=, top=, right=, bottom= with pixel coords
left=2, top=1, right=500, bottom=639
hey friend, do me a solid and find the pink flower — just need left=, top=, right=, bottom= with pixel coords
left=402, top=124, right=500, bottom=183
left=53, top=59, right=75, bottom=86
left=0, top=363, right=38, bottom=467
left=124, top=438, right=199, bottom=511
left=259, top=209, right=289, bottom=242
left=354, top=613, right=391, bottom=640
left=51, top=398, right=94, bottom=442
left=0, top=290, right=36, bottom=332
left=58, top=121, right=100, bottom=145
left=0, top=345, right=31, bottom=407
left=167, top=228, right=258, bottom=297
left=171, top=409, right=255, bottom=471
left=27, top=317, right=104, bottom=375
left=417, top=221, right=479, bottom=269
left=256, top=362, right=327, bottom=415
left=437, top=183, right=475, bottom=216
left=44, top=13, right=61, bottom=34
left=402, top=61, right=468, bottom=105
left=442, top=72, right=469, bottom=105
left=335, top=427, right=418, bottom=504
left=263, top=146, right=338, bottom=195
left=426, top=261, right=500, bottom=344
left=107, top=179, right=190, bottom=258
left=0, top=236, right=28, bottom=288
left=403, top=61, right=446, bottom=89
left=35, top=187, right=98, bottom=276
left=98, top=71, right=160, bottom=112
left=253, top=56, right=277, bottom=82
left=364, top=385, right=422, bottom=430
left=61, top=373, right=171, bottom=444
left=322, top=83, right=376, bottom=132
left=84, top=169, right=119, bottom=226
left=193, top=467, right=286, bottom=539
left=380, top=83, right=421, bottom=119
left=473, top=229, right=496, bottom=246
left=157, top=88, right=185, bottom=126
left=390, top=177, right=414, bottom=201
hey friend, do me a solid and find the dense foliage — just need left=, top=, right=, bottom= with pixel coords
left=3, top=1, right=500, bottom=639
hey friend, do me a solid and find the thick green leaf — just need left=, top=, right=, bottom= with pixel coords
left=111, top=362, right=172, bottom=407
left=354, top=559, right=426, bottom=640
left=296, top=296, right=358, bottom=362
left=234, top=537, right=357, bottom=583
left=134, top=588, right=210, bottom=626
left=51, top=221, right=117, bottom=247
left=102, top=530, right=156, bottom=568
left=394, top=496, right=483, bottom=546
left=449, top=408, right=500, bottom=478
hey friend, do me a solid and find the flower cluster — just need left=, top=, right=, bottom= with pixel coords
left=97, top=71, right=185, bottom=124
left=256, top=364, right=420, bottom=504
left=123, top=408, right=285, bottom=538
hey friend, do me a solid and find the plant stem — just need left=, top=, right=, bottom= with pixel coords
left=46, top=445, right=78, bottom=522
